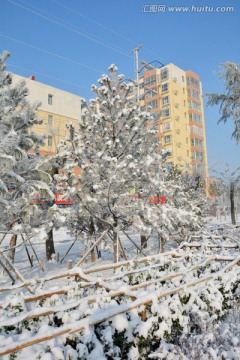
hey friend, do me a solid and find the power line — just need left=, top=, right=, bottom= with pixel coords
left=0, top=33, right=102, bottom=73
left=18, top=0, right=132, bottom=58
left=8, top=63, right=90, bottom=91
left=51, top=0, right=170, bottom=64
left=51, top=0, right=136, bottom=45
left=6, top=0, right=132, bottom=59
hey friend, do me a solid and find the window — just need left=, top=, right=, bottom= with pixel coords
left=161, top=108, right=170, bottom=118
left=145, top=87, right=157, bottom=99
left=48, top=135, right=53, bottom=147
left=48, top=114, right=53, bottom=126
left=186, top=76, right=200, bottom=89
left=164, top=134, right=172, bottom=144
left=139, top=82, right=144, bottom=89
left=184, top=100, right=186, bottom=106
left=183, top=87, right=185, bottom=94
left=189, top=112, right=202, bottom=123
left=188, top=88, right=200, bottom=99
left=145, top=75, right=156, bottom=86
left=162, top=83, right=169, bottom=92
left=184, top=112, right=187, bottom=119
left=48, top=94, right=53, bottom=105
left=182, top=75, right=185, bottom=82
left=186, top=137, right=188, bottom=144
left=161, top=69, right=168, bottom=81
left=162, top=95, right=169, bottom=106
left=190, top=125, right=204, bottom=136
left=188, top=100, right=201, bottom=111
left=163, top=121, right=171, bottom=131
left=147, top=99, right=158, bottom=109
left=192, top=151, right=204, bottom=161
left=140, top=105, right=145, bottom=112
left=191, top=138, right=204, bottom=148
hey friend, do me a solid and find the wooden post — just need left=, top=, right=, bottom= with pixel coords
left=118, top=237, right=128, bottom=260
left=9, top=234, right=17, bottom=262
left=113, top=226, right=118, bottom=263
left=76, top=228, right=109, bottom=266
left=0, top=259, right=15, bottom=284
left=60, top=233, right=81, bottom=264
left=26, top=235, right=41, bottom=268
left=0, top=251, right=33, bottom=292
left=68, top=260, right=73, bottom=270
left=91, top=248, right=96, bottom=262
left=39, top=259, right=45, bottom=272
left=122, top=230, right=147, bottom=257
left=20, top=234, right=33, bottom=268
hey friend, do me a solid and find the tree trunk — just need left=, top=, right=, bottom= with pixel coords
left=113, top=226, right=118, bottom=263
left=89, top=218, right=95, bottom=262
left=96, top=246, right=101, bottom=259
left=230, top=181, right=236, bottom=225
left=9, top=234, right=17, bottom=262
left=46, top=228, right=55, bottom=261
left=159, top=234, right=165, bottom=253
left=91, top=248, right=96, bottom=262
left=141, top=234, right=147, bottom=249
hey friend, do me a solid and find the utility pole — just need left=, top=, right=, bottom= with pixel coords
left=131, top=45, right=143, bottom=104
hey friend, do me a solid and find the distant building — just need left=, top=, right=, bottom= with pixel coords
left=12, top=74, right=83, bottom=155
left=137, top=63, right=208, bottom=176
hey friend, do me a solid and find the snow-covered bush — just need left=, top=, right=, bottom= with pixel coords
left=0, top=243, right=239, bottom=359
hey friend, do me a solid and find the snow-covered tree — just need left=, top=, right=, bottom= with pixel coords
left=206, top=61, right=240, bottom=143
left=56, top=65, right=205, bottom=260
left=212, top=165, right=240, bottom=225
left=0, top=51, right=55, bottom=259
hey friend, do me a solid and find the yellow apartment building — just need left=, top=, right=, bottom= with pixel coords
left=12, top=74, right=83, bottom=155
left=12, top=67, right=208, bottom=178
left=138, top=63, right=208, bottom=176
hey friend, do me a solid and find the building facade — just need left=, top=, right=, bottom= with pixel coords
left=138, top=63, right=208, bottom=176
left=12, top=74, right=83, bottom=155
left=12, top=67, right=208, bottom=177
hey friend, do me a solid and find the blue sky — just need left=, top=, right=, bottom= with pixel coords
left=0, top=0, right=239, bottom=174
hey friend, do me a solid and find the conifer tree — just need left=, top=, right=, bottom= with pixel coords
left=206, top=62, right=240, bottom=143
left=0, top=51, right=54, bottom=259
left=57, top=65, right=205, bottom=260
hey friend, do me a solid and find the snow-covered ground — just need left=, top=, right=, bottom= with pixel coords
left=0, top=225, right=178, bottom=286
left=1, top=215, right=237, bottom=275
